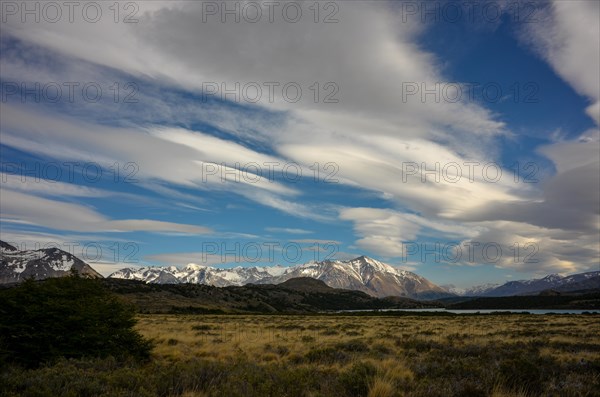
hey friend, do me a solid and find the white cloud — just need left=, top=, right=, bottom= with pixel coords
left=1, top=1, right=505, bottom=145
left=0, top=104, right=325, bottom=219
left=0, top=172, right=143, bottom=202
left=0, top=189, right=211, bottom=234
left=2, top=0, right=598, bottom=277
left=1, top=172, right=109, bottom=197
left=521, top=0, right=600, bottom=125
left=339, top=207, right=423, bottom=257
left=0, top=229, right=131, bottom=250
left=1, top=1, right=513, bottom=225
left=266, top=227, right=313, bottom=235
left=145, top=252, right=245, bottom=267
left=338, top=206, right=483, bottom=258
left=292, top=239, right=341, bottom=245
left=453, top=220, right=599, bottom=275
left=280, top=134, right=530, bottom=219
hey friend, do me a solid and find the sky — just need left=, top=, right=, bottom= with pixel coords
left=0, top=0, right=598, bottom=288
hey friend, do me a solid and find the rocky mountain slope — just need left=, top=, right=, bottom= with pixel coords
left=476, top=272, right=600, bottom=297
left=443, top=272, right=600, bottom=297
left=110, top=256, right=451, bottom=299
left=0, top=241, right=102, bottom=283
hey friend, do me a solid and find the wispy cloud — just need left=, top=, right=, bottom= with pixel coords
left=1, top=189, right=211, bottom=234
left=266, top=227, right=313, bottom=235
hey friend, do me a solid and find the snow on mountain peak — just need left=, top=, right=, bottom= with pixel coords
left=0, top=241, right=102, bottom=283
left=184, top=263, right=203, bottom=271
left=0, top=241, right=18, bottom=252
left=107, top=256, right=449, bottom=298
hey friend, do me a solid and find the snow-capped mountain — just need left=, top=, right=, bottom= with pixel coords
left=0, top=241, right=102, bottom=284
left=260, top=256, right=450, bottom=298
left=110, top=263, right=286, bottom=287
left=446, top=272, right=600, bottom=297
left=109, top=255, right=450, bottom=299
left=481, top=272, right=600, bottom=296
left=442, top=283, right=500, bottom=297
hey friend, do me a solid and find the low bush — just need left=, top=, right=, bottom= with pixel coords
left=0, top=276, right=153, bottom=368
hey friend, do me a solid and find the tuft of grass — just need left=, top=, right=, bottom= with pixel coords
left=490, top=384, right=530, bottom=397
left=305, top=346, right=349, bottom=365
left=378, top=359, right=414, bottom=383
left=191, top=324, right=212, bottom=331
left=368, top=377, right=396, bottom=397
left=339, top=361, right=377, bottom=396
left=334, top=339, right=370, bottom=353
left=179, top=391, right=209, bottom=397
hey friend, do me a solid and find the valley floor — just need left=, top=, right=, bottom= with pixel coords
left=2, top=314, right=600, bottom=397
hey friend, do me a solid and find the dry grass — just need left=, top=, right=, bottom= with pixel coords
left=3, top=313, right=599, bottom=397
left=490, top=384, right=531, bottom=397
left=368, top=377, right=396, bottom=397
left=134, top=313, right=600, bottom=366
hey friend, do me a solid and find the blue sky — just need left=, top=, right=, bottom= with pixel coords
left=1, top=1, right=598, bottom=288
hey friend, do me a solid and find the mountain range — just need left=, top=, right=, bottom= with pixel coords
left=444, top=272, right=600, bottom=297
left=109, top=256, right=451, bottom=299
left=1, top=240, right=598, bottom=299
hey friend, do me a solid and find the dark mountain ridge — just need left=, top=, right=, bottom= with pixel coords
left=99, top=277, right=441, bottom=313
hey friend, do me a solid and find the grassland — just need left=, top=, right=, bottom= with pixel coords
left=2, top=314, right=599, bottom=397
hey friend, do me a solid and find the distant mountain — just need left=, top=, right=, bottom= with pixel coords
left=110, top=263, right=286, bottom=287
left=0, top=241, right=18, bottom=252
left=442, top=283, right=500, bottom=297
left=442, top=272, right=600, bottom=297
left=110, top=256, right=451, bottom=299
left=478, top=272, right=600, bottom=297
left=552, top=275, right=600, bottom=293
left=259, top=256, right=452, bottom=299
left=447, top=291, right=600, bottom=310
left=0, top=241, right=102, bottom=284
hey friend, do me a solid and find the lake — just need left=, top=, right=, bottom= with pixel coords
left=337, top=308, right=599, bottom=314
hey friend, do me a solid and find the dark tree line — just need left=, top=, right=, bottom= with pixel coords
left=0, top=275, right=153, bottom=368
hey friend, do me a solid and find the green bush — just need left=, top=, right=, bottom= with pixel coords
left=0, top=276, right=153, bottom=368
left=339, top=361, right=377, bottom=396
left=334, top=339, right=369, bottom=353
left=305, top=346, right=349, bottom=364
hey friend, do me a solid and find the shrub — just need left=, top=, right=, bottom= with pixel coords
left=339, top=361, right=377, bottom=396
left=191, top=324, right=212, bottom=331
left=498, top=355, right=544, bottom=394
left=305, top=346, right=349, bottom=364
left=0, top=276, right=153, bottom=367
left=335, top=339, right=369, bottom=353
